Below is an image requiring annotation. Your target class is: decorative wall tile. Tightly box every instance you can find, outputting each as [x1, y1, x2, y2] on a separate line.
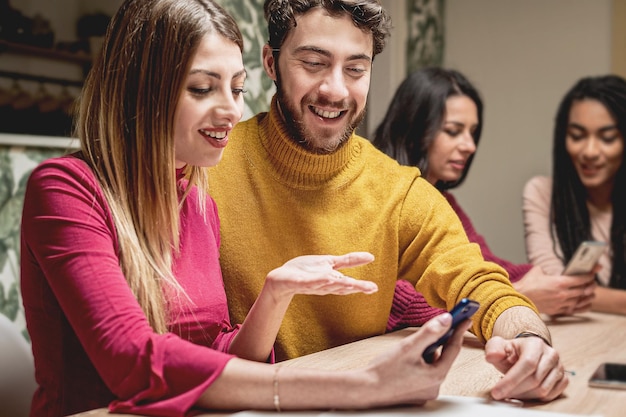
[0, 145, 65, 339]
[218, 0, 275, 119]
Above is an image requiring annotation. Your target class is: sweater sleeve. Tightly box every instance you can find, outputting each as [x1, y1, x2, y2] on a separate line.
[396, 178, 537, 342]
[21, 157, 235, 416]
[522, 176, 566, 275]
[444, 192, 532, 283]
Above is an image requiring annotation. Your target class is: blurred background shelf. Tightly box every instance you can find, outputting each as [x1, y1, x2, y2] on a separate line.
[0, 39, 92, 65]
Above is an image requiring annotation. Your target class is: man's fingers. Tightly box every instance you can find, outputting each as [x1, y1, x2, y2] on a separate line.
[490, 337, 566, 401]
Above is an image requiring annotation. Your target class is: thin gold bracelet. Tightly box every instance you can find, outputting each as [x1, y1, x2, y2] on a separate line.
[273, 366, 281, 412]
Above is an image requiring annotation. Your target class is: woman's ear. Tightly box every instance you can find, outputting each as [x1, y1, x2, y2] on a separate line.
[262, 44, 277, 81]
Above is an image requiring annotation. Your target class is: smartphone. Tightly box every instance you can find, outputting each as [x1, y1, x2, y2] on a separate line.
[422, 298, 479, 364]
[589, 363, 626, 389]
[563, 240, 607, 275]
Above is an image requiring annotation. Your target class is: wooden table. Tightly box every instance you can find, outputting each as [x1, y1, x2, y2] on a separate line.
[281, 312, 626, 416]
[69, 312, 626, 417]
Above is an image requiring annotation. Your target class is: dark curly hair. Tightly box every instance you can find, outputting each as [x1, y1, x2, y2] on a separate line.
[264, 0, 391, 59]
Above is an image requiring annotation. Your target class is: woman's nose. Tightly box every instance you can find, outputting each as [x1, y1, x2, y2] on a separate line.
[582, 137, 601, 158]
[215, 93, 243, 125]
[459, 132, 477, 154]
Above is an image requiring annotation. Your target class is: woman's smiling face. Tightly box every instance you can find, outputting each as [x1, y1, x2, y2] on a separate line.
[174, 33, 246, 169]
[566, 99, 624, 195]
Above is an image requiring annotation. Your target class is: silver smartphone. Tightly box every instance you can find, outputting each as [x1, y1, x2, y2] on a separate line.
[589, 363, 626, 389]
[562, 240, 607, 275]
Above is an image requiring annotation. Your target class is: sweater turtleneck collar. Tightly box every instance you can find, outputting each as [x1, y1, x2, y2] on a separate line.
[257, 96, 362, 188]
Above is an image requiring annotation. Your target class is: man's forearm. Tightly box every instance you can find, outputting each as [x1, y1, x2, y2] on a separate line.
[492, 306, 551, 345]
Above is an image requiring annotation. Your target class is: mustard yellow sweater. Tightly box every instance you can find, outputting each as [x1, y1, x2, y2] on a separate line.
[208, 98, 535, 361]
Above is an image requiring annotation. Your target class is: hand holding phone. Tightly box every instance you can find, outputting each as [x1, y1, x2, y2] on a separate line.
[563, 240, 607, 275]
[422, 298, 479, 364]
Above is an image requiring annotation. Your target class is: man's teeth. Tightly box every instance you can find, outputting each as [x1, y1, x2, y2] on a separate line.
[200, 129, 227, 140]
[313, 108, 341, 119]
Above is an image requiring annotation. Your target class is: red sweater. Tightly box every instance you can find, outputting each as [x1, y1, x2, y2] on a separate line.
[387, 192, 532, 331]
[21, 155, 238, 417]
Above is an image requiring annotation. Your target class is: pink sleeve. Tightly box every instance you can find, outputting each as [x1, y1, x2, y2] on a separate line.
[444, 192, 532, 283]
[522, 176, 566, 275]
[21, 158, 235, 416]
[386, 280, 446, 332]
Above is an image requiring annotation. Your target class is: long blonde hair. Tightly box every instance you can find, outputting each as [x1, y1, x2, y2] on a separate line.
[75, 0, 243, 333]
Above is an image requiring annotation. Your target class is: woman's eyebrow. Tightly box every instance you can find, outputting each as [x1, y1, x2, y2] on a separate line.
[190, 69, 221, 79]
[568, 122, 617, 132]
[188, 68, 247, 80]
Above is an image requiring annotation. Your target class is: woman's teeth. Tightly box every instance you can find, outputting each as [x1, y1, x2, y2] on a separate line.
[200, 129, 226, 140]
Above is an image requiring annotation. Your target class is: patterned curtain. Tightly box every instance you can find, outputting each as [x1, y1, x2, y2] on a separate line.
[406, 0, 445, 73]
[0, 146, 64, 339]
[217, 0, 275, 119]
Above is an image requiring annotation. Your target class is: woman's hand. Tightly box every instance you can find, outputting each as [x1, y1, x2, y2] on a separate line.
[513, 265, 596, 316]
[231, 252, 377, 362]
[361, 313, 472, 408]
[203, 314, 472, 410]
[263, 252, 378, 302]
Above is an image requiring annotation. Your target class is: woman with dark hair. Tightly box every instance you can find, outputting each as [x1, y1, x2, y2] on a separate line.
[524, 74, 626, 315]
[375, 67, 596, 321]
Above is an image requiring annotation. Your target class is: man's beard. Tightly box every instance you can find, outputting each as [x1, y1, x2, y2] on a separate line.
[274, 70, 366, 155]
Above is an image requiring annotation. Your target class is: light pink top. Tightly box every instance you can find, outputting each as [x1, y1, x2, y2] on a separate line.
[522, 175, 612, 286]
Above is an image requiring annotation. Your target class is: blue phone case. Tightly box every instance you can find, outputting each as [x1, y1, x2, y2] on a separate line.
[422, 298, 479, 363]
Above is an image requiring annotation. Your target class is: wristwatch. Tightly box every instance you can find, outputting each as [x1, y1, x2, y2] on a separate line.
[514, 331, 552, 347]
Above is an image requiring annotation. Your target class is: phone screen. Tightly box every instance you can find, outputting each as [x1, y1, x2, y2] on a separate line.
[589, 363, 626, 389]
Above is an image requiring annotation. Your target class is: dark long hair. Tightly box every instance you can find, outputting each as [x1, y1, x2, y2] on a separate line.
[373, 67, 483, 190]
[551, 75, 626, 288]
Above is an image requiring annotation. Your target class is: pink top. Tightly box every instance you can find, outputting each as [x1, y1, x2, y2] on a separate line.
[20, 155, 239, 417]
[523, 175, 612, 285]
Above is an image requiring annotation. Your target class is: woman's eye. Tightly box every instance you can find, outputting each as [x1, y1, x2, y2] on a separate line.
[232, 88, 247, 96]
[188, 87, 212, 96]
[600, 135, 620, 143]
[445, 129, 461, 137]
[567, 131, 585, 141]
